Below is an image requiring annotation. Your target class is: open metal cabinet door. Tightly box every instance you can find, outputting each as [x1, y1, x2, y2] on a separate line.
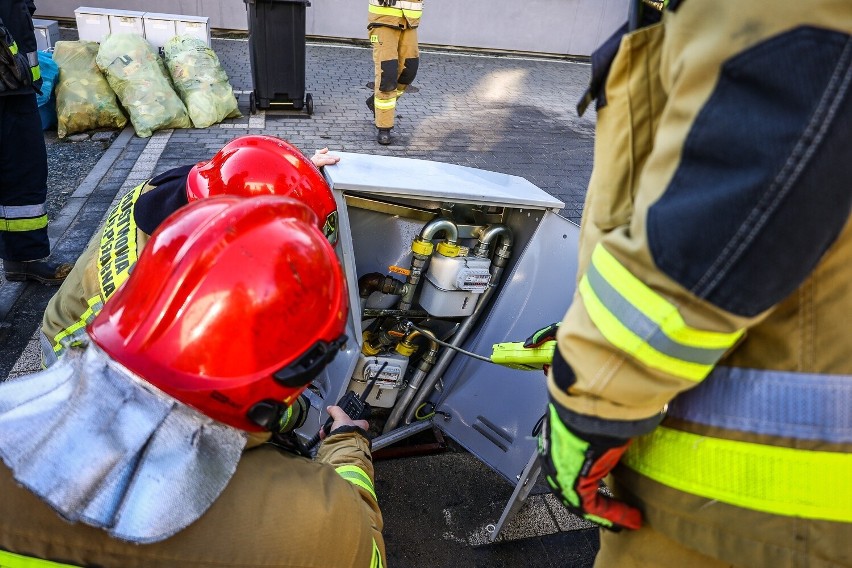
[429, 210, 579, 482]
[298, 152, 578, 538]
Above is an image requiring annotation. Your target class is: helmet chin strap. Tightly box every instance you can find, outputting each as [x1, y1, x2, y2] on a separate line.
[0, 343, 247, 544]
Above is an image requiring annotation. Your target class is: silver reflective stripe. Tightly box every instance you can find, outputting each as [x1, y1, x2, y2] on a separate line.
[668, 366, 852, 443]
[368, 0, 422, 10]
[586, 262, 729, 365]
[0, 203, 47, 219]
[27, 51, 38, 67]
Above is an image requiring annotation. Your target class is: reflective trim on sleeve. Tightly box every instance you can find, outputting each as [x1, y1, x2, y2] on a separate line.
[9, 40, 18, 55]
[371, 539, 384, 568]
[335, 465, 378, 502]
[623, 425, 852, 523]
[0, 549, 82, 567]
[51, 295, 103, 356]
[579, 245, 744, 381]
[668, 366, 852, 443]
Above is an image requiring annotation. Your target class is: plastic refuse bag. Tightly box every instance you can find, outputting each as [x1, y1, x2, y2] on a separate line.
[36, 51, 58, 130]
[96, 33, 191, 138]
[53, 40, 127, 138]
[163, 35, 241, 128]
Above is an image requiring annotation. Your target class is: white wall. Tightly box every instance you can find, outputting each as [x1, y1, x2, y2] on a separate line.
[36, 0, 628, 56]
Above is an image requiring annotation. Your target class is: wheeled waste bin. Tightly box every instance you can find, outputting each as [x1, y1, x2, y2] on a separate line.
[244, 0, 314, 115]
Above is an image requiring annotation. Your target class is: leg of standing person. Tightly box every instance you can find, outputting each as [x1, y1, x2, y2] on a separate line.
[395, 26, 419, 108]
[0, 94, 71, 285]
[371, 26, 402, 145]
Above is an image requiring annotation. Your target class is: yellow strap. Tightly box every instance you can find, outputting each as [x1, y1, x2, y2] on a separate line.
[0, 215, 47, 232]
[623, 426, 852, 523]
[335, 465, 378, 502]
[0, 550, 81, 568]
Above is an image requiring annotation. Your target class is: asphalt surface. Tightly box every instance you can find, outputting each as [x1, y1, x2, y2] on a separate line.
[0, 26, 600, 568]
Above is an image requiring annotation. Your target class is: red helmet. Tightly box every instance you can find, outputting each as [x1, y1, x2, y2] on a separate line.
[88, 195, 349, 432]
[186, 135, 338, 246]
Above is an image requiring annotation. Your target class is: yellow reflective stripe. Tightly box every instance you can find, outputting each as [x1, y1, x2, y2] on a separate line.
[579, 277, 713, 381]
[374, 98, 396, 109]
[335, 465, 378, 502]
[9, 41, 18, 55]
[1, 215, 47, 232]
[0, 550, 81, 567]
[580, 245, 744, 382]
[97, 183, 143, 300]
[623, 426, 852, 523]
[369, 5, 404, 17]
[592, 246, 741, 350]
[371, 538, 384, 568]
[31, 64, 40, 81]
[52, 295, 101, 354]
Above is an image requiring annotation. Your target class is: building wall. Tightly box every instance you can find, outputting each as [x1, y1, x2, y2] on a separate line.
[35, 0, 627, 56]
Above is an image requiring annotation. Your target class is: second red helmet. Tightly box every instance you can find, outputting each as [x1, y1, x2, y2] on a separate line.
[186, 135, 338, 245]
[88, 195, 349, 432]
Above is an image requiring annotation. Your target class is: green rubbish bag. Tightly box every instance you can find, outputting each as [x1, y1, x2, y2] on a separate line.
[163, 35, 241, 129]
[53, 40, 127, 139]
[96, 33, 191, 138]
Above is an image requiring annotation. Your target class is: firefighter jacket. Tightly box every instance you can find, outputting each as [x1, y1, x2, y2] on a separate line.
[40, 166, 191, 365]
[368, 0, 422, 30]
[550, 1, 852, 566]
[0, 0, 40, 97]
[0, 431, 386, 568]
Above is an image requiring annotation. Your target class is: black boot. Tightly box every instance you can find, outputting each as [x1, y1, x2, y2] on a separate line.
[366, 95, 375, 117]
[377, 128, 392, 145]
[3, 259, 73, 286]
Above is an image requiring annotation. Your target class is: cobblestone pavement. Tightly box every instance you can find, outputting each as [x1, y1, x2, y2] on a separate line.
[1, 31, 600, 568]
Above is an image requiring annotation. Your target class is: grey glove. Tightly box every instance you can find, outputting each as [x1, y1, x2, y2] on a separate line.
[0, 24, 32, 92]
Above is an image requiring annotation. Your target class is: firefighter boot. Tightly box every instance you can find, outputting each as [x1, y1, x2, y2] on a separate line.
[377, 128, 391, 145]
[3, 259, 73, 286]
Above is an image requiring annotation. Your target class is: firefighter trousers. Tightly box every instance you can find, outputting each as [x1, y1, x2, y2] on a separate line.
[370, 25, 419, 129]
[0, 93, 49, 262]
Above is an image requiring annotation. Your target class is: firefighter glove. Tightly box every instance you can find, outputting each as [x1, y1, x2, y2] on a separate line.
[523, 322, 560, 348]
[538, 403, 642, 531]
[0, 24, 31, 92]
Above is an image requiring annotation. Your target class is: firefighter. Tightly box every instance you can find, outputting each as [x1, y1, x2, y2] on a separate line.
[0, 195, 386, 568]
[366, 0, 422, 145]
[531, 1, 852, 566]
[0, 1, 72, 285]
[40, 135, 340, 366]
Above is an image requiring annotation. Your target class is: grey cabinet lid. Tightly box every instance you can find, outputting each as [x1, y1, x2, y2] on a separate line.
[325, 152, 564, 210]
